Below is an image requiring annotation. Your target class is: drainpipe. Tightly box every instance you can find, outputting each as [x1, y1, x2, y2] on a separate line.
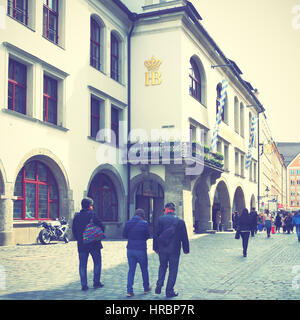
[127, 15, 137, 221]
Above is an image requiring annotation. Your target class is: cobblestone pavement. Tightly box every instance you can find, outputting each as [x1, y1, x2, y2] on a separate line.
[0, 231, 300, 300]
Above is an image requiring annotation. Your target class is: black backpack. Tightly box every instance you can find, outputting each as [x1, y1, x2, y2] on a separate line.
[159, 218, 179, 247]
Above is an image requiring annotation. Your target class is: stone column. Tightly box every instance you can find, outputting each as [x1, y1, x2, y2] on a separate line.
[165, 165, 194, 236]
[0, 195, 14, 246]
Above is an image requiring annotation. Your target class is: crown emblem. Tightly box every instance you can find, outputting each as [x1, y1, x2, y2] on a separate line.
[144, 56, 162, 72]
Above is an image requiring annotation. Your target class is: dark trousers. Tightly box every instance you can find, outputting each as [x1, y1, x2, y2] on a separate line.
[78, 248, 101, 287]
[240, 231, 250, 255]
[126, 249, 149, 294]
[157, 252, 180, 295]
[250, 226, 257, 237]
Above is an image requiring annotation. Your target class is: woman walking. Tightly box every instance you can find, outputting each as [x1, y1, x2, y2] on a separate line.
[263, 209, 273, 238]
[275, 212, 282, 233]
[237, 209, 252, 257]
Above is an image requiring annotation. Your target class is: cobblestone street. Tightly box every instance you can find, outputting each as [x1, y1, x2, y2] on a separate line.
[0, 231, 300, 300]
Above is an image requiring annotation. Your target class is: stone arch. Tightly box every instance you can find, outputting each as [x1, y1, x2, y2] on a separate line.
[130, 172, 165, 234]
[86, 164, 126, 221]
[193, 175, 211, 233]
[250, 194, 256, 210]
[212, 180, 232, 231]
[233, 185, 246, 214]
[12, 149, 73, 222]
[0, 159, 7, 195]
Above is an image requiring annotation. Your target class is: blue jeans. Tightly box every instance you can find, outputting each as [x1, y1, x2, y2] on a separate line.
[78, 248, 102, 287]
[127, 249, 150, 293]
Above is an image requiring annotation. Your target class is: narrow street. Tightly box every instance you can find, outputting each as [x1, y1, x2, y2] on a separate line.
[0, 231, 299, 300]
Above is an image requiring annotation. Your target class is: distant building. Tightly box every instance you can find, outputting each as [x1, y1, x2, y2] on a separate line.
[277, 143, 300, 211]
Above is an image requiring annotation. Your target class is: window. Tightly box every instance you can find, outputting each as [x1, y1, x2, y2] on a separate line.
[235, 151, 239, 175]
[240, 103, 244, 137]
[91, 97, 101, 138]
[13, 161, 59, 220]
[88, 173, 118, 222]
[189, 58, 201, 102]
[240, 154, 245, 177]
[254, 162, 257, 183]
[234, 97, 239, 133]
[224, 144, 229, 171]
[291, 169, 295, 175]
[43, 0, 59, 44]
[7, 0, 28, 25]
[111, 33, 120, 81]
[291, 180, 295, 186]
[90, 17, 102, 71]
[111, 106, 119, 147]
[297, 180, 300, 185]
[291, 201, 295, 207]
[8, 58, 27, 115]
[43, 75, 57, 125]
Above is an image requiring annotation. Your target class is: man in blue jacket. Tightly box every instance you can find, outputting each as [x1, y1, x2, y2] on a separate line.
[153, 202, 189, 298]
[292, 211, 300, 242]
[123, 208, 151, 297]
[72, 197, 105, 291]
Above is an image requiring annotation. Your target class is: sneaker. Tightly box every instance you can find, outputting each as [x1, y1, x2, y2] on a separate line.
[81, 285, 89, 291]
[93, 282, 104, 289]
[155, 286, 162, 294]
[166, 291, 179, 298]
[126, 292, 134, 298]
[144, 286, 152, 294]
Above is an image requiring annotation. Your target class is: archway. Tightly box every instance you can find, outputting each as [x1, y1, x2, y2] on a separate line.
[212, 181, 231, 231]
[193, 176, 211, 233]
[13, 153, 71, 222]
[250, 194, 256, 210]
[131, 174, 165, 236]
[233, 186, 246, 215]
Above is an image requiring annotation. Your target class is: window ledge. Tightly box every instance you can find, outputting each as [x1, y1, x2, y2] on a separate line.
[2, 108, 69, 132]
[87, 136, 106, 143]
[42, 36, 65, 50]
[7, 14, 35, 32]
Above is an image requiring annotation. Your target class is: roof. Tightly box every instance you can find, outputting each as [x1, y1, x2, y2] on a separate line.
[277, 143, 300, 166]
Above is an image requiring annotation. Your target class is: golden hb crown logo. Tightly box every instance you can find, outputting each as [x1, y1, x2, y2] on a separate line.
[144, 56, 162, 86]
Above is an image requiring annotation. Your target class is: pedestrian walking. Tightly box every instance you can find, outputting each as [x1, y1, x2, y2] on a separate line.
[292, 211, 300, 242]
[216, 210, 222, 232]
[275, 212, 282, 233]
[285, 214, 293, 234]
[72, 197, 105, 291]
[258, 212, 264, 232]
[263, 209, 273, 238]
[237, 208, 252, 257]
[232, 211, 239, 231]
[153, 202, 189, 298]
[249, 207, 258, 237]
[122, 208, 151, 297]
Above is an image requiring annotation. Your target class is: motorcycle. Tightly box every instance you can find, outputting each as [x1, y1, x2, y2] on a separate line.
[38, 217, 69, 245]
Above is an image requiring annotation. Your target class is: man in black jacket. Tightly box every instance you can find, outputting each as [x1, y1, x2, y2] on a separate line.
[72, 197, 105, 291]
[153, 202, 189, 298]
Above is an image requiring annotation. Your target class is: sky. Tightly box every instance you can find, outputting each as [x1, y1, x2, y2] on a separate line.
[190, 0, 300, 143]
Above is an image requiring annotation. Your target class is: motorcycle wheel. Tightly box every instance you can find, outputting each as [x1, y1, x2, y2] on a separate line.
[39, 229, 51, 245]
[64, 235, 69, 243]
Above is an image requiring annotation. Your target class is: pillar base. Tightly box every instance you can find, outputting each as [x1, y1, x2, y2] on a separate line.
[0, 231, 14, 246]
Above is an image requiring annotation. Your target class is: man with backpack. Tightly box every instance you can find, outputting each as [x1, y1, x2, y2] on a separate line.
[153, 202, 189, 298]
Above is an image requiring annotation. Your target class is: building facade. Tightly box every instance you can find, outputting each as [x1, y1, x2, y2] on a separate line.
[287, 154, 300, 210]
[0, 0, 265, 245]
[258, 114, 287, 213]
